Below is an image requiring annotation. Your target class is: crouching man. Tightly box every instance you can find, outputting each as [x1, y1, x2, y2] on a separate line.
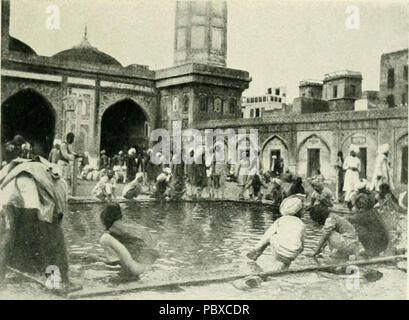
[246, 195, 306, 270]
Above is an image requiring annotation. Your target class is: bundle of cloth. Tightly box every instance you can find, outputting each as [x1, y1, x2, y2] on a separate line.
[0, 156, 79, 292]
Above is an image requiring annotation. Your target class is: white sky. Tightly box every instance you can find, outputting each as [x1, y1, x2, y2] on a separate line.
[9, 0, 409, 101]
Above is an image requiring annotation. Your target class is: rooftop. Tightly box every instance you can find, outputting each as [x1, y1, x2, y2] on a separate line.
[324, 70, 362, 82]
[299, 79, 323, 87]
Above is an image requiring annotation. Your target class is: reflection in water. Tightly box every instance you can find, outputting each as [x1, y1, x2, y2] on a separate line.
[63, 202, 328, 285]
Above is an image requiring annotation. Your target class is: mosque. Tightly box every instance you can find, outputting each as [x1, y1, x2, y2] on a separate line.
[1, 0, 407, 190]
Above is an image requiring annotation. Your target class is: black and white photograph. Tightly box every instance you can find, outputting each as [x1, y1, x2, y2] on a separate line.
[0, 0, 407, 303]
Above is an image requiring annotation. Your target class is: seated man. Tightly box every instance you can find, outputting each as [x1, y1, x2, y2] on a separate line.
[309, 206, 360, 259]
[310, 180, 334, 208]
[348, 190, 389, 257]
[246, 195, 306, 270]
[92, 170, 116, 201]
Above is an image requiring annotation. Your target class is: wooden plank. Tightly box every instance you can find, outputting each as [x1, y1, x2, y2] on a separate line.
[67, 254, 406, 299]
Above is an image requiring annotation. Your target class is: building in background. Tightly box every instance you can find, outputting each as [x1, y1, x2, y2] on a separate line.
[354, 90, 380, 111]
[322, 70, 363, 111]
[379, 49, 408, 109]
[241, 87, 286, 118]
[1, 0, 250, 158]
[1, 0, 407, 190]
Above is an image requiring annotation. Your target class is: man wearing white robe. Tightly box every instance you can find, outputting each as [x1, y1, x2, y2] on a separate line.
[343, 144, 361, 203]
[371, 144, 394, 191]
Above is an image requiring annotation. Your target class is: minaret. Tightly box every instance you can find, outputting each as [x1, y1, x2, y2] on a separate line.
[174, 0, 227, 67]
[1, 0, 11, 57]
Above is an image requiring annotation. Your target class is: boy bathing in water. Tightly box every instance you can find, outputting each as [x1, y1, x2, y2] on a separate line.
[98, 203, 158, 279]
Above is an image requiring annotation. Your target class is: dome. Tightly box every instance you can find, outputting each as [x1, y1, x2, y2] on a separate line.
[9, 36, 37, 55]
[51, 29, 121, 67]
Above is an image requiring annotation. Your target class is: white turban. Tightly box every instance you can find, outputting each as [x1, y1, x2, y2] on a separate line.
[53, 139, 62, 146]
[128, 148, 136, 155]
[280, 196, 303, 216]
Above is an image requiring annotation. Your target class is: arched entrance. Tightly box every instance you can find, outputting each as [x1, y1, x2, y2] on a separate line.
[100, 99, 148, 156]
[1, 89, 56, 157]
[261, 135, 288, 173]
[297, 134, 331, 178]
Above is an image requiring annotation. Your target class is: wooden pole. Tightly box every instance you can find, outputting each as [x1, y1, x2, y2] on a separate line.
[68, 254, 406, 299]
[70, 94, 82, 196]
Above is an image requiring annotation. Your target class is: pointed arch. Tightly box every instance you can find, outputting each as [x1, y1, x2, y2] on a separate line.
[1, 88, 56, 157]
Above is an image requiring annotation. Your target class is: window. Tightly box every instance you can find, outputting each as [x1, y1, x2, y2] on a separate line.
[274, 97, 277, 102]
[270, 96, 274, 102]
[275, 88, 280, 95]
[247, 98, 250, 103]
[172, 96, 179, 112]
[191, 26, 206, 49]
[267, 88, 272, 94]
[263, 96, 266, 102]
[387, 94, 395, 108]
[250, 97, 254, 103]
[350, 85, 356, 97]
[404, 65, 408, 81]
[161, 96, 170, 120]
[214, 97, 223, 113]
[199, 95, 208, 112]
[403, 93, 408, 106]
[333, 85, 338, 98]
[278, 98, 282, 102]
[250, 109, 254, 118]
[211, 27, 223, 50]
[307, 149, 320, 177]
[228, 98, 236, 114]
[176, 28, 186, 50]
[255, 108, 260, 117]
[387, 68, 395, 89]
[182, 94, 189, 114]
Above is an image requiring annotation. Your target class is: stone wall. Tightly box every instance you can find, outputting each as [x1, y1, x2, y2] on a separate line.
[292, 97, 329, 114]
[193, 108, 408, 189]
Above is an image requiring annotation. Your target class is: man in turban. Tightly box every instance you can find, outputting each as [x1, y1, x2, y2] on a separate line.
[371, 144, 394, 191]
